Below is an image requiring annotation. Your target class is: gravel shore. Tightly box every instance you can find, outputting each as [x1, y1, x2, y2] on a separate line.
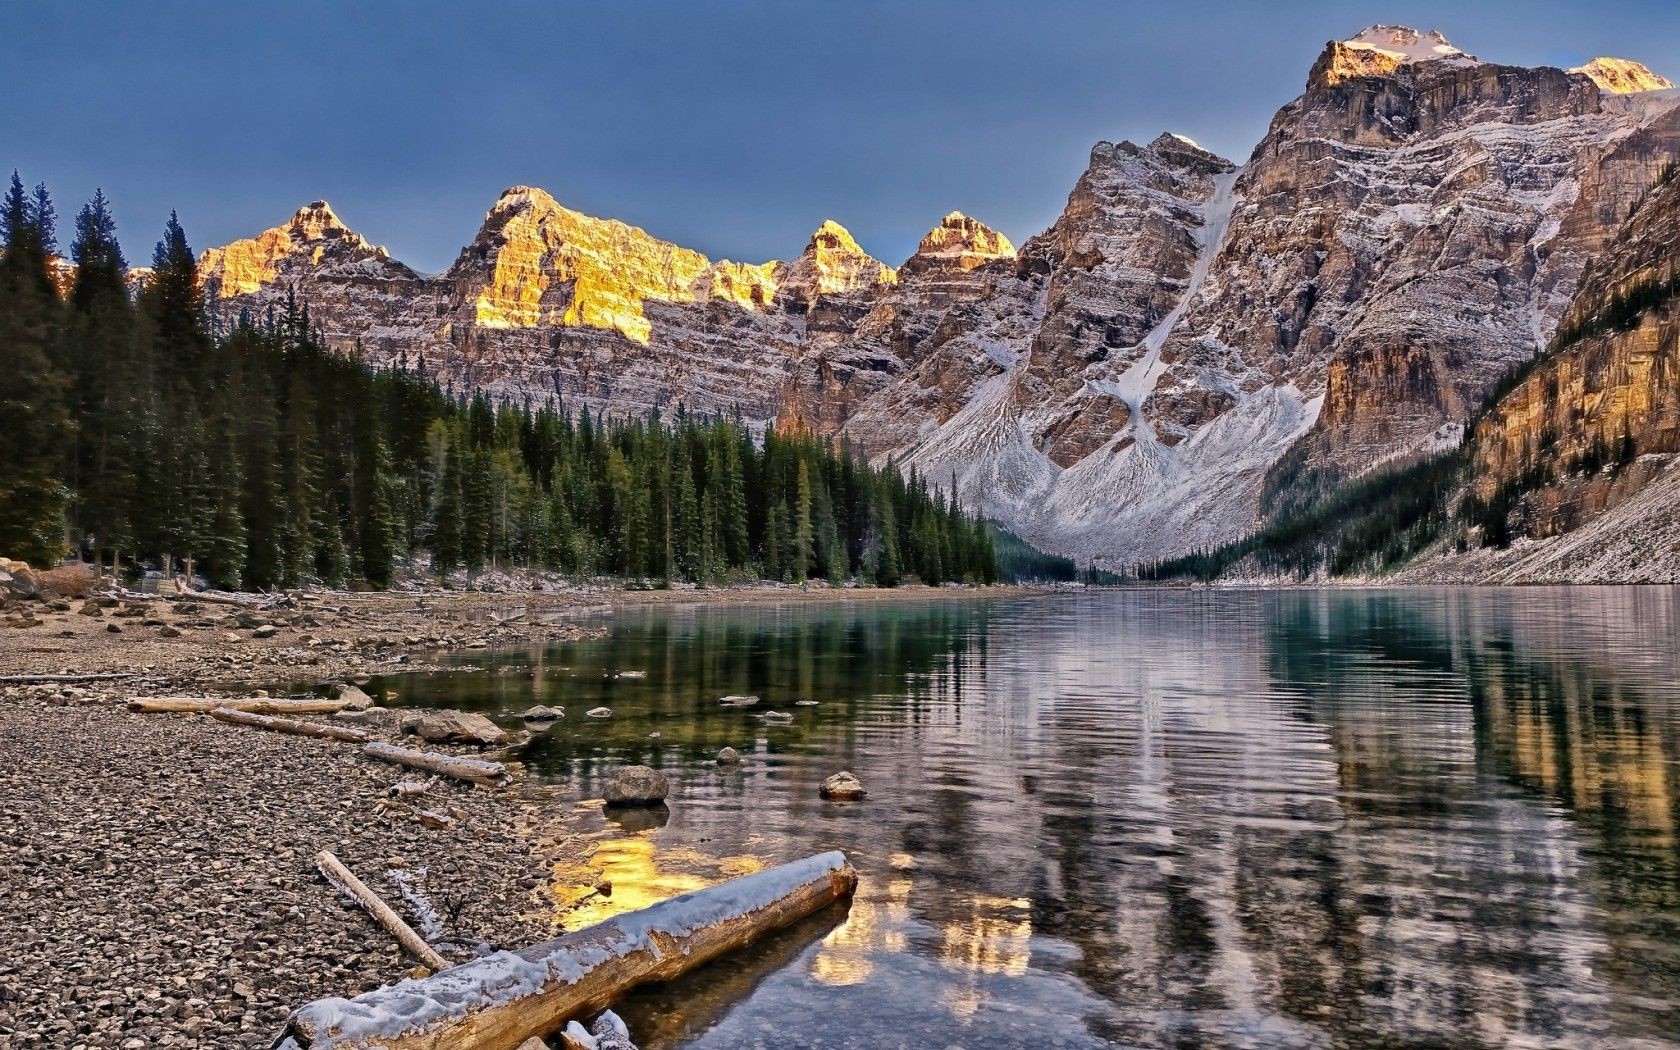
[0, 582, 1040, 1048]
[0, 686, 577, 1049]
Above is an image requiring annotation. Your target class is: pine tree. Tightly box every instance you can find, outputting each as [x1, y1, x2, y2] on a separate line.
[0, 173, 70, 563]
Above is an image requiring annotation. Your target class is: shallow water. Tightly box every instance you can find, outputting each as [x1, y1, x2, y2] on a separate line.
[372, 589, 1680, 1049]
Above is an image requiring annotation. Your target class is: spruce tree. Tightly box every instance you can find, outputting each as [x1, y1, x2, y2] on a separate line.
[0, 173, 70, 563]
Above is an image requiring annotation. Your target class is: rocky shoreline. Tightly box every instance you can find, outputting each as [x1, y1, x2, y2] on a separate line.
[0, 582, 1040, 1048]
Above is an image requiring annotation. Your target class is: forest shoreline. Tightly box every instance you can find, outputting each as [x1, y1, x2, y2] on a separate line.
[0, 581, 1047, 1047]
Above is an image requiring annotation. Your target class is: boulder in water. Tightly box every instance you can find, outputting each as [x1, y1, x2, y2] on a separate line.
[820, 771, 866, 801]
[716, 746, 743, 765]
[521, 704, 565, 722]
[601, 765, 669, 806]
[586, 706, 613, 719]
[719, 694, 759, 707]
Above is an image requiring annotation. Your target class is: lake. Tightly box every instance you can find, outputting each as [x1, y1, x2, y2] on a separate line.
[372, 588, 1680, 1049]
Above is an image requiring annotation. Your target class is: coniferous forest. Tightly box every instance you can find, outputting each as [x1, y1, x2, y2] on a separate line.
[0, 175, 998, 590]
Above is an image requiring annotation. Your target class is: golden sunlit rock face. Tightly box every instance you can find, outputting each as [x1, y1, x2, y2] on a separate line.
[448, 189, 906, 344]
[191, 23, 1680, 568]
[1467, 159, 1680, 545]
[1570, 57, 1676, 94]
[902, 212, 1015, 274]
[200, 201, 393, 299]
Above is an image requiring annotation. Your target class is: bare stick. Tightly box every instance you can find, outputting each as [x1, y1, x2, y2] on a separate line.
[316, 851, 450, 972]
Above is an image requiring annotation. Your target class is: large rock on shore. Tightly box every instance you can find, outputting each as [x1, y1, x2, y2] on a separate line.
[410, 709, 508, 747]
[334, 683, 375, 710]
[601, 765, 669, 806]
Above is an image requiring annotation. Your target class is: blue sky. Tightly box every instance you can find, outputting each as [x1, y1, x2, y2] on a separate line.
[7, 1, 1678, 271]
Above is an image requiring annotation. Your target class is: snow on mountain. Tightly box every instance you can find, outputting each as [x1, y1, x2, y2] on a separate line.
[195, 26, 1680, 568]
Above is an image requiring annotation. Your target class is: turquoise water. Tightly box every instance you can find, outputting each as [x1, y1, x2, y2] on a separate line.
[373, 589, 1680, 1049]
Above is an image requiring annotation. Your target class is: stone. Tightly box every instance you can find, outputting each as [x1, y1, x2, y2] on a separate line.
[252, 624, 278, 639]
[410, 710, 509, 747]
[600, 765, 668, 806]
[585, 707, 612, 719]
[820, 771, 866, 801]
[715, 747, 743, 765]
[718, 694, 759, 707]
[335, 707, 401, 727]
[334, 683, 375, 710]
[520, 705, 565, 722]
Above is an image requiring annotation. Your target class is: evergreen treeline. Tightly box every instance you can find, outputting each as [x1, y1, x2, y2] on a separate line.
[0, 174, 997, 590]
[1136, 451, 1465, 582]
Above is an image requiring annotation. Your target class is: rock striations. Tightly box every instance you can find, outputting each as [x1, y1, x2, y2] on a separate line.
[197, 26, 1680, 567]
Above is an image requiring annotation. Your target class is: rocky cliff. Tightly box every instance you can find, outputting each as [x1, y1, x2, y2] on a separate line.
[1408, 161, 1680, 582]
[197, 25, 1680, 566]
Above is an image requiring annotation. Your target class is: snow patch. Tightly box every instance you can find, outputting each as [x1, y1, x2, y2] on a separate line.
[1342, 25, 1478, 66]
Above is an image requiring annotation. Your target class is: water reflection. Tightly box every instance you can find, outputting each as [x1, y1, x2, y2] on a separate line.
[373, 590, 1680, 1048]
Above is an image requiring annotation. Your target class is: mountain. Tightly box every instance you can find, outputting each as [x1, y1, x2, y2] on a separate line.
[196, 26, 1680, 567]
[1404, 160, 1680, 582]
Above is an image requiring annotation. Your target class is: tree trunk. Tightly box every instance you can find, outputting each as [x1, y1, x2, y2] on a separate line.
[280, 851, 857, 1050]
[127, 696, 349, 715]
[208, 706, 370, 743]
[361, 741, 510, 787]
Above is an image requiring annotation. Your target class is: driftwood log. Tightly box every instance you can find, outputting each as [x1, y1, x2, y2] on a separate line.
[208, 707, 371, 743]
[362, 741, 510, 787]
[317, 851, 450, 972]
[279, 851, 858, 1049]
[0, 672, 137, 685]
[128, 696, 349, 715]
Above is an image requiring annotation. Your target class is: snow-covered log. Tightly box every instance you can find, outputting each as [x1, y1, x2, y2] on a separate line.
[208, 707, 371, 743]
[128, 696, 349, 715]
[362, 741, 510, 787]
[317, 851, 450, 972]
[280, 850, 858, 1049]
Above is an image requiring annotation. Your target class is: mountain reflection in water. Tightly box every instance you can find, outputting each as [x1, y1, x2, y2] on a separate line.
[373, 589, 1680, 1049]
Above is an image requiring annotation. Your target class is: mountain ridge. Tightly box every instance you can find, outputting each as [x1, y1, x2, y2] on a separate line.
[193, 25, 1680, 568]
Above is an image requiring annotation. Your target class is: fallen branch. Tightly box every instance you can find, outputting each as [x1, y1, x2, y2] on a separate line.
[386, 776, 440, 798]
[316, 851, 450, 972]
[362, 741, 510, 787]
[208, 707, 370, 743]
[128, 696, 348, 715]
[281, 851, 857, 1049]
[0, 672, 137, 685]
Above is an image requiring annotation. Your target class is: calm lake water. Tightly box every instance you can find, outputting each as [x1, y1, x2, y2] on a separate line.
[372, 589, 1680, 1049]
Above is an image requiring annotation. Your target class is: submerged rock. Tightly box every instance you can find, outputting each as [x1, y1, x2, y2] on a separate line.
[716, 746, 743, 765]
[601, 765, 669, 806]
[820, 771, 866, 801]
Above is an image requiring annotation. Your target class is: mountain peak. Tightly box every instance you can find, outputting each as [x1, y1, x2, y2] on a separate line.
[1569, 57, 1675, 94]
[906, 212, 1015, 272]
[1313, 25, 1479, 87]
[1343, 26, 1473, 64]
[810, 218, 864, 253]
[774, 219, 895, 304]
[285, 200, 355, 241]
